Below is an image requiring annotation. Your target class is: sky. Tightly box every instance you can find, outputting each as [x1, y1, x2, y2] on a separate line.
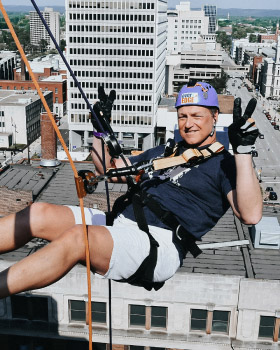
[1, 0, 280, 9]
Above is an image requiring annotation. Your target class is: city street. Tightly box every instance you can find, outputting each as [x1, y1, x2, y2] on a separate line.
[227, 75, 280, 202]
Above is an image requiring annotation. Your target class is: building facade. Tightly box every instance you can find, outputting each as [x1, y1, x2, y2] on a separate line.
[260, 35, 280, 99]
[166, 44, 223, 95]
[167, 1, 209, 54]
[29, 7, 60, 50]
[203, 4, 217, 34]
[0, 90, 53, 147]
[66, 0, 167, 153]
[0, 51, 16, 80]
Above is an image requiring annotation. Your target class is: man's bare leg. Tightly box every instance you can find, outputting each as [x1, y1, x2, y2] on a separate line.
[0, 203, 76, 253]
[0, 224, 113, 298]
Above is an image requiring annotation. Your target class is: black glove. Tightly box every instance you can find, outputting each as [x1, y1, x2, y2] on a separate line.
[91, 86, 116, 132]
[228, 97, 259, 154]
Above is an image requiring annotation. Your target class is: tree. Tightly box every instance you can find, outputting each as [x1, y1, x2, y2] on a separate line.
[216, 31, 232, 53]
[249, 33, 257, 43]
[208, 69, 229, 94]
[39, 39, 48, 53]
[60, 39, 66, 52]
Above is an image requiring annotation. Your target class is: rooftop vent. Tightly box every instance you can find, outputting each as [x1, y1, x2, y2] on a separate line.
[251, 217, 280, 249]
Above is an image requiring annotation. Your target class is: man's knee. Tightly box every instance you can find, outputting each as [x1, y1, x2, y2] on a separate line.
[29, 202, 61, 236]
[60, 224, 87, 261]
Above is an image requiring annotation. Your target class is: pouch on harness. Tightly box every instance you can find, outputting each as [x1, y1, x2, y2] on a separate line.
[106, 141, 224, 291]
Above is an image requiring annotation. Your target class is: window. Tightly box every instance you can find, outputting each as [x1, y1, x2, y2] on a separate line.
[151, 306, 167, 328]
[69, 300, 107, 325]
[129, 305, 167, 330]
[11, 295, 48, 321]
[259, 316, 280, 341]
[191, 309, 230, 334]
[130, 305, 145, 326]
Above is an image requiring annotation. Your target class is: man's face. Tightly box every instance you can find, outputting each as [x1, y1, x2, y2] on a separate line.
[177, 105, 218, 147]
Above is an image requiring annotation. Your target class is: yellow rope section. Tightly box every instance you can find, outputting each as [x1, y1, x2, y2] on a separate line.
[0, 2, 93, 349]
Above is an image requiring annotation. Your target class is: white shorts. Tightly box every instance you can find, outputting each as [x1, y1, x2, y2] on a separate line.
[68, 206, 181, 283]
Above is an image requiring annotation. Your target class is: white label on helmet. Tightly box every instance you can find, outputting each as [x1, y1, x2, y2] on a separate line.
[181, 92, 199, 104]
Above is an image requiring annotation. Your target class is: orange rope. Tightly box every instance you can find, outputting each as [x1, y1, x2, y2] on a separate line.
[0, 2, 93, 348]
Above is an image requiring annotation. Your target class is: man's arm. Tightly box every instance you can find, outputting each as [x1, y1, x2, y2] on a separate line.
[227, 154, 262, 225]
[91, 137, 131, 177]
[227, 97, 263, 225]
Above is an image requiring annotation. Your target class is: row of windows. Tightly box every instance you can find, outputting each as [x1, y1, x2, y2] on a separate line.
[71, 103, 152, 113]
[71, 114, 152, 126]
[69, 1, 155, 10]
[73, 70, 153, 80]
[69, 13, 155, 22]
[70, 48, 154, 57]
[70, 81, 153, 92]
[69, 25, 155, 34]
[69, 36, 154, 45]
[175, 19, 202, 23]
[9, 295, 280, 341]
[69, 59, 153, 69]
[70, 93, 152, 102]
[69, 36, 153, 49]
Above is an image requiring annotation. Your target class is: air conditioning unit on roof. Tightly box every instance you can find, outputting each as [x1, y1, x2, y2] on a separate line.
[251, 217, 280, 249]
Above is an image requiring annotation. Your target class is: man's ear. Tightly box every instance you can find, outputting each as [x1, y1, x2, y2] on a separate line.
[213, 110, 219, 124]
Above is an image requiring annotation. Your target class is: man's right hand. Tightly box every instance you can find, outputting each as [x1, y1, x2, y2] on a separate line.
[91, 86, 116, 132]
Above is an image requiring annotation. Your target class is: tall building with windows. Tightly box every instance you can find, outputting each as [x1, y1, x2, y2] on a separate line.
[29, 7, 60, 50]
[66, 0, 167, 152]
[166, 1, 214, 54]
[203, 4, 217, 34]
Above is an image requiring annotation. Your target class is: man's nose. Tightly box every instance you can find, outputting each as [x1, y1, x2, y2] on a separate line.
[184, 116, 193, 128]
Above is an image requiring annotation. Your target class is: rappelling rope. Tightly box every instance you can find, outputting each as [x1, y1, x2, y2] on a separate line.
[0, 2, 93, 349]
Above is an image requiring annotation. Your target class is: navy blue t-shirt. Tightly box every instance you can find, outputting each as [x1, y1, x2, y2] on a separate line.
[119, 143, 236, 240]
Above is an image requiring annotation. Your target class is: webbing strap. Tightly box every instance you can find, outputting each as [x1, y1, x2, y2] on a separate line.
[153, 141, 224, 170]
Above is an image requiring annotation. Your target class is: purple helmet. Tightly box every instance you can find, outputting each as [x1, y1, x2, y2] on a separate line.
[175, 82, 219, 110]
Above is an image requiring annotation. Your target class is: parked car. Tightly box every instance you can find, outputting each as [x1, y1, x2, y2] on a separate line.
[259, 133, 264, 139]
[271, 121, 276, 126]
[267, 115, 272, 120]
[252, 150, 258, 157]
[269, 191, 278, 200]
[266, 187, 274, 192]
[274, 125, 279, 130]
[262, 109, 267, 114]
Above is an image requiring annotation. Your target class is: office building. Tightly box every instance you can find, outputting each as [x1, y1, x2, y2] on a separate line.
[203, 4, 217, 34]
[0, 90, 53, 147]
[66, 0, 167, 152]
[29, 7, 60, 50]
[167, 1, 211, 54]
[0, 51, 16, 80]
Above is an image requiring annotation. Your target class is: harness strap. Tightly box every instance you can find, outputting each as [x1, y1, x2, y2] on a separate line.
[139, 192, 202, 258]
[153, 141, 224, 170]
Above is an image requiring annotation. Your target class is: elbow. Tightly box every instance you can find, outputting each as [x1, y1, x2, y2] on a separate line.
[239, 211, 263, 226]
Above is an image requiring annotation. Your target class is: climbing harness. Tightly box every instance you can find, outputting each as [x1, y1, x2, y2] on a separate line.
[97, 141, 225, 291]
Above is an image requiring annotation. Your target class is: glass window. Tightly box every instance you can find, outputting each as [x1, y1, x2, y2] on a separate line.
[70, 300, 86, 322]
[151, 306, 167, 328]
[11, 295, 48, 321]
[212, 311, 230, 333]
[259, 316, 275, 338]
[191, 309, 207, 331]
[130, 305, 145, 326]
[130, 347, 144, 350]
[92, 302, 106, 323]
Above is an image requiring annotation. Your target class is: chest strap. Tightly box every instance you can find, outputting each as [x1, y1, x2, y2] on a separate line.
[153, 141, 224, 171]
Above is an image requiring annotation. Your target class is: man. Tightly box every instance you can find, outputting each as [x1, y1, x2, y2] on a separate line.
[0, 83, 262, 298]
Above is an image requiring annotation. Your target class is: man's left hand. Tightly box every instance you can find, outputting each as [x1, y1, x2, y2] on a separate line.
[228, 97, 259, 154]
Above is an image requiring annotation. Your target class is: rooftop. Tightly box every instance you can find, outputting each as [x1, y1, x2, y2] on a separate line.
[0, 90, 51, 106]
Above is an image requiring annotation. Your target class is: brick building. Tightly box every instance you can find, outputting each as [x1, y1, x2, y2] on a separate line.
[258, 22, 280, 43]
